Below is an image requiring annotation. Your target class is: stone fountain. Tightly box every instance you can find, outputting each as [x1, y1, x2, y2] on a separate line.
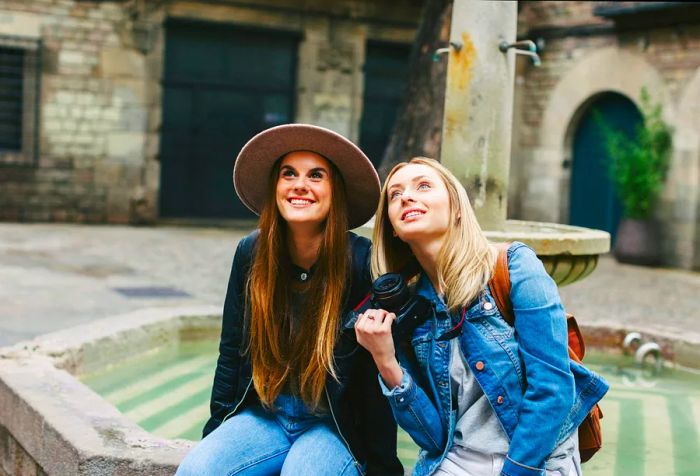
[439, 0, 609, 285]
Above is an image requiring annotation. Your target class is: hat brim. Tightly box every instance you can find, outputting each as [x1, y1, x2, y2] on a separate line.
[233, 124, 380, 229]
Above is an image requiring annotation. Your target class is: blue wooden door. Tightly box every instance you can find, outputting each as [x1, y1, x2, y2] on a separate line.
[570, 93, 642, 243]
[159, 20, 299, 219]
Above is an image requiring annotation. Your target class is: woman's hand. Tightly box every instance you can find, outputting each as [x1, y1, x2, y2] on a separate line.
[355, 309, 404, 388]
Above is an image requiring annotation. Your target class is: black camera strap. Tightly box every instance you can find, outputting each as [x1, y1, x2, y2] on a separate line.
[436, 306, 467, 341]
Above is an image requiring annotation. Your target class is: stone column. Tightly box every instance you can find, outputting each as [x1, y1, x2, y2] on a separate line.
[295, 19, 365, 142]
[440, 0, 517, 231]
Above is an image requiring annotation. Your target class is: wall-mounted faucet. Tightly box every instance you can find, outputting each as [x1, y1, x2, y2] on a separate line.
[498, 39, 541, 66]
[433, 41, 464, 62]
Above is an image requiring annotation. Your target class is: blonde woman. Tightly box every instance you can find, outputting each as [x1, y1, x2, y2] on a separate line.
[355, 158, 608, 476]
[177, 125, 402, 476]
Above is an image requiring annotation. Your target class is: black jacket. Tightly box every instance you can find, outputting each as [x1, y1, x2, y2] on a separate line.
[203, 230, 403, 476]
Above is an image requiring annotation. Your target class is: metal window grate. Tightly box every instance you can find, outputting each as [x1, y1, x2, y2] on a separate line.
[0, 35, 41, 166]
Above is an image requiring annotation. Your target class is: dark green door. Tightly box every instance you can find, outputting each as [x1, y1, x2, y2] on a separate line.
[359, 41, 411, 168]
[159, 20, 299, 219]
[570, 92, 642, 243]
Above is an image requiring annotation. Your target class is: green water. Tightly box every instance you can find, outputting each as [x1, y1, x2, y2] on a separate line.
[81, 343, 700, 475]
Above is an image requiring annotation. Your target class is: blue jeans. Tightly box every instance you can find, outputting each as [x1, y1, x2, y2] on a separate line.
[176, 395, 361, 476]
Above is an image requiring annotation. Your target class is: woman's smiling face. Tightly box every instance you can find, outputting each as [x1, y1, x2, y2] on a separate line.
[385, 163, 451, 243]
[275, 151, 333, 230]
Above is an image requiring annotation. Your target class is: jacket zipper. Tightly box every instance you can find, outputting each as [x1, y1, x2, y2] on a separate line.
[325, 387, 365, 476]
[222, 377, 253, 423]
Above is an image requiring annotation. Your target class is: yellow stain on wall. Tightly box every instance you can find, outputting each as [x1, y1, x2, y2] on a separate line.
[449, 32, 476, 90]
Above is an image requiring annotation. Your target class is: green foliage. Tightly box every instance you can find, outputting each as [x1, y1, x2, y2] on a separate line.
[594, 88, 673, 219]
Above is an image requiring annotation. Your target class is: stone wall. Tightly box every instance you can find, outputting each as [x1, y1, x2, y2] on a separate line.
[512, 1, 700, 269]
[0, 424, 45, 476]
[0, 1, 152, 223]
[0, 0, 420, 224]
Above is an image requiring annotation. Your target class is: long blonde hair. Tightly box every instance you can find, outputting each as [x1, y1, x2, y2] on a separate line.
[248, 157, 348, 410]
[372, 157, 496, 311]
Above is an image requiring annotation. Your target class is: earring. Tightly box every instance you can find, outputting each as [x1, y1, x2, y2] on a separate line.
[392, 229, 398, 237]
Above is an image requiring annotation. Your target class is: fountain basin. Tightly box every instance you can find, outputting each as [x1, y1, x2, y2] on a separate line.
[358, 219, 611, 286]
[486, 220, 611, 286]
[2, 306, 699, 475]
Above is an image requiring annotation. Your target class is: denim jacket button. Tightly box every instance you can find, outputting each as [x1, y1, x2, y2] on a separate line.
[399, 397, 404, 403]
[483, 302, 493, 311]
[475, 361, 485, 371]
[497, 395, 504, 404]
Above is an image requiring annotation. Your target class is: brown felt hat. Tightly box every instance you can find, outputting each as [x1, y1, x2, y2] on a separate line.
[233, 124, 380, 229]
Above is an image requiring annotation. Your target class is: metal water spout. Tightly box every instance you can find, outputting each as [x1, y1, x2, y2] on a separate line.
[622, 332, 642, 353]
[635, 341, 663, 372]
[498, 40, 541, 66]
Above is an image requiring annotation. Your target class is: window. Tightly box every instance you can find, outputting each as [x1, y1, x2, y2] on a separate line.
[0, 35, 41, 166]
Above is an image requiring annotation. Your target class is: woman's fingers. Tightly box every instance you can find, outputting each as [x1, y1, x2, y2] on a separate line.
[356, 309, 390, 331]
[381, 312, 396, 329]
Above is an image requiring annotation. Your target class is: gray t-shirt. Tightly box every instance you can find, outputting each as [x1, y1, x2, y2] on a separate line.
[449, 341, 577, 473]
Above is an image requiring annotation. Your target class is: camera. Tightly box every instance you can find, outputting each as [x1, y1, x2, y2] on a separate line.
[370, 273, 433, 337]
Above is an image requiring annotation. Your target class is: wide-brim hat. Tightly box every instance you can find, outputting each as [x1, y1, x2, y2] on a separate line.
[233, 124, 380, 229]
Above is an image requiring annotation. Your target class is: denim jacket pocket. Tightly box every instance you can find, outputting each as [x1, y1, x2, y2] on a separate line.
[467, 309, 514, 342]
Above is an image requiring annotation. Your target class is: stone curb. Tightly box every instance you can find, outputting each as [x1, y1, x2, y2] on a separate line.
[0, 305, 221, 476]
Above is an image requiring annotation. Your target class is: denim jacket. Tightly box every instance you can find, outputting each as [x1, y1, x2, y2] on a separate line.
[203, 230, 403, 476]
[380, 242, 609, 476]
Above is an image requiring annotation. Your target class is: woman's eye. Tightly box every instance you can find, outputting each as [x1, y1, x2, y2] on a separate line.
[417, 182, 430, 190]
[389, 190, 401, 200]
[281, 169, 295, 178]
[310, 171, 324, 180]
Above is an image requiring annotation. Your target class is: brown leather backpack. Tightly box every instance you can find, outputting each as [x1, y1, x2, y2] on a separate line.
[487, 244, 603, 463]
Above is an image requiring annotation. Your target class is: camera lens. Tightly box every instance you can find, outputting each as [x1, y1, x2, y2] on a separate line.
[372, 273, 410, 312]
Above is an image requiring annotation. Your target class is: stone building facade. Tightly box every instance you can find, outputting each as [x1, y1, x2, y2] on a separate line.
[511, 1, 700, 269]
[0, 0, 420, 224]
[2, 0, 699, 270]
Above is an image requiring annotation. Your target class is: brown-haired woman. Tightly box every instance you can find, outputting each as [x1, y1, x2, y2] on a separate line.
[176, 124, 403, 476]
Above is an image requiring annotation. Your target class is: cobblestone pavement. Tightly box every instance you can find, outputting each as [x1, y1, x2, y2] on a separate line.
[1, 223, 698, 347]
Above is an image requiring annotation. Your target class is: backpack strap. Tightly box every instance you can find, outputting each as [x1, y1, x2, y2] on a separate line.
[487, 241, 587, 361]
[488, 243, 514, 326]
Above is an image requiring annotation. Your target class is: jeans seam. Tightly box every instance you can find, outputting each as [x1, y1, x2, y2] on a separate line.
[227, 446, 288, 476]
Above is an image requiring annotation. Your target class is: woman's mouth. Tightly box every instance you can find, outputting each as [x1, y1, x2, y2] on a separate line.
[401, 209, 426, 221]
[288, 198, 315, 207]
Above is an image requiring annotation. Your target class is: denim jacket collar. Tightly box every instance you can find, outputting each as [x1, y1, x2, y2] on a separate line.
[415, 273, 449, 315]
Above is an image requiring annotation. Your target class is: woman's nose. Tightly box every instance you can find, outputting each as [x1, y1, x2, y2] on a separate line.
[292, 177, 308, 191]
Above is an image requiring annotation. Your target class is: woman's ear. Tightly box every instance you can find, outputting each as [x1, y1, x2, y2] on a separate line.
[392, 229, 398, 237]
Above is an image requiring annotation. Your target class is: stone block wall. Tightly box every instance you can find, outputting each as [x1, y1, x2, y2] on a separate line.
[0, 0, 420, 225]
[512, 1, 700, 269]
[0, 424, 45, 476]
[0, 1, 157, 224]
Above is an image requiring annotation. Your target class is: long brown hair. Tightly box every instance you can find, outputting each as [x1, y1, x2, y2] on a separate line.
[247, 156, 349, 409]
[372, 157, 496, 311]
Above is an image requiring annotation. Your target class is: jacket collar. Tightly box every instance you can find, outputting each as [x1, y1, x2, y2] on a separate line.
[415, 272, 449, 314]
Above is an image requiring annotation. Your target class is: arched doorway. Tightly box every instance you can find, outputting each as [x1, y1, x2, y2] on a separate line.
[569, 92, 643, 243]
